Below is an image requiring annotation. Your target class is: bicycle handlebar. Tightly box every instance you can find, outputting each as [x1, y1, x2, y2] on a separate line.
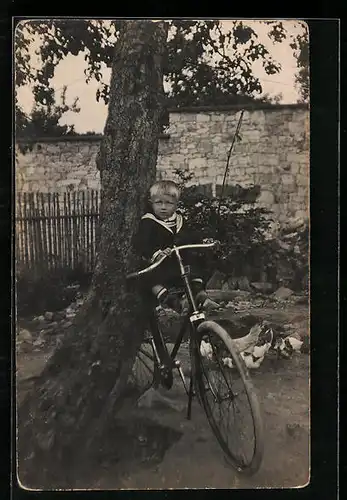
[126, 241, 218, 279]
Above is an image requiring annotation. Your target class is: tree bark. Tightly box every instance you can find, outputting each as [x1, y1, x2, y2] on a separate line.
[17, 20, 168, 489]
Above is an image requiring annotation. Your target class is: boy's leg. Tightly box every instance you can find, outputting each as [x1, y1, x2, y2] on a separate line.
[149, 257, 181, 306]
[191, 278, 208, 307]
[190, 271, 220, 312]
[151, 284, 169, 303]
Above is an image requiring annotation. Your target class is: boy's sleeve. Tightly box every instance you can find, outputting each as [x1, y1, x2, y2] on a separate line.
[180, 225, 203, 245]
[132, 219, 156, 261]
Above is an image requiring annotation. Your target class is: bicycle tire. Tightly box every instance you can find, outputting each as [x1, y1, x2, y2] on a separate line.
[191, 320, 264, 475]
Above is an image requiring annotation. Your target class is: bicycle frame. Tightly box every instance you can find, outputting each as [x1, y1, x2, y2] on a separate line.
[150, 246, 208, 418]
[129, 242, 265, 471]
[148, 245, 206, 359]
[128, 242, 217, 417]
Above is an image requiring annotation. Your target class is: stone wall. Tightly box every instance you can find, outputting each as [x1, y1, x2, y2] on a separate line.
[16, 104, 309, 224]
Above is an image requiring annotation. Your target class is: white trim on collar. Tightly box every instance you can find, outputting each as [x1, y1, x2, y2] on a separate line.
[141, 212, 183, 234]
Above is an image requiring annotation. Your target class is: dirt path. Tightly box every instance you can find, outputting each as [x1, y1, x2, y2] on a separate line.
[80, 350, 309, 490]
[16, 302, 310, 490]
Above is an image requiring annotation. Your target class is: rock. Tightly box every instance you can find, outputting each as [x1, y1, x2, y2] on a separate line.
[278, 240, 291, 251]
[33, 337, 45, 347]
[233, 290, 252, 299]
[53, 311, 65, 321]
[250, 282, 274, 294]
[206, 271, 226, 290]
[44, 311, 54, 321]
[65, 310, 76, 319]
[286, 331, 302, 341]
[37, 315, 45, 322]
[40, 321, 59, 333]
[227, 276, 239, 290]
[18, 329, 32, 342]
[62, 320, 73, 329]
[207, 289, 251, 302]
[202, 298, 220, 312]
[233, 300, 253, 311]
[40, 322, 55, 330]
[39, 327, 54, 335]
[272, 287, 294, 300]
[283, 216, 307, 233]
[293, 294, 309, 305]
[237, 276, 252, 292]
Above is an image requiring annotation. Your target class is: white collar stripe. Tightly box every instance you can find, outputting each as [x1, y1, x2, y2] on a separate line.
[141, 212, 183, 234]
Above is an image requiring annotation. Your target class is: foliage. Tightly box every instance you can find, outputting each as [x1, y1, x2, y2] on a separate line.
[264, 20, 309, 103]
[175, 168, 308, 289]
[15, 19, 308, 112]
[16, 266, 92, 317]
[174, 169, 274, 280]
[289, 27, 309, 103]
[268, 221, 309, 290]
[16, 86, 80, 139]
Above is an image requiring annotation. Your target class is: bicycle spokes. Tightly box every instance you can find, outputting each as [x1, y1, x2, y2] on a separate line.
[193, 325, 264, 473]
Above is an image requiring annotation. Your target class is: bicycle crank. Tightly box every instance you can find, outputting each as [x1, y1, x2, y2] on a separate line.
[158, 364, 174, 390]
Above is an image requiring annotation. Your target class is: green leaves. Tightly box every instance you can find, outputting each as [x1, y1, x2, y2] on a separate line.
[233, 23, 255, 45]
[15, 20, 308, 118]
[290, 28, 309, 102]
[16, 85, 80, 139]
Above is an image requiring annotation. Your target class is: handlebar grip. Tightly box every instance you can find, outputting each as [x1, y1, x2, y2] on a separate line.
[126, 253, 168, 279]
[126, 241, 219, 279]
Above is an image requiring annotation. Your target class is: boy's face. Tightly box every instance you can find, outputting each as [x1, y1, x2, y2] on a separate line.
[151, 193, 178, 220]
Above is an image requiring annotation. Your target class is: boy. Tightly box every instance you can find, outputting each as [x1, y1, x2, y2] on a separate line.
[132, 180, 217, 312]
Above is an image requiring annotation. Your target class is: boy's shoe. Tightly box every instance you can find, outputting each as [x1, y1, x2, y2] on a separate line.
[152, 285, 169, 304]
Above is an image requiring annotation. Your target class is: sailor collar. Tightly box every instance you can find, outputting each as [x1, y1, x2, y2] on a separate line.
[141, 212, 183, 234]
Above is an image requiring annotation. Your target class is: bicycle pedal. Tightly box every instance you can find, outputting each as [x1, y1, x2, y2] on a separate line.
[159, 366, 174, 390]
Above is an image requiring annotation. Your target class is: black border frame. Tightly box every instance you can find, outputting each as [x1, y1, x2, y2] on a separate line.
[0, 13, 339, 500]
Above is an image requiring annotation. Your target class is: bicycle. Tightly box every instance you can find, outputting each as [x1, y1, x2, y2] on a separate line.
[126, 241, 264, 475]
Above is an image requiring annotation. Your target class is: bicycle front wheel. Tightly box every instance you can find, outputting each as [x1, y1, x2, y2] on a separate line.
[192, 320, 264, 475]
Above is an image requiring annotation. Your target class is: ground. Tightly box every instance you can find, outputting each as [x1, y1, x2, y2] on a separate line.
[16, 294, 309, 490]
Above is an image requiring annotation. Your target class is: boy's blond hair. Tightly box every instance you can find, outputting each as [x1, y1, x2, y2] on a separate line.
[149, 180, 181, 201]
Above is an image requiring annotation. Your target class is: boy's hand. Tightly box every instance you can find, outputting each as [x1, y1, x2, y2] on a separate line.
[202, 238, 221, 250]
[202, 238, 220, 244]
[150, 247, 172, 263]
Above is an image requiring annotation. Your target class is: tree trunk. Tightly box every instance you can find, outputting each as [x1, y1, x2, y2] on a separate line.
[17, 20, 168, 489]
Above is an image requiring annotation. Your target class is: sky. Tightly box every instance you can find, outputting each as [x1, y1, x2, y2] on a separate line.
[16, 19, 307, 134]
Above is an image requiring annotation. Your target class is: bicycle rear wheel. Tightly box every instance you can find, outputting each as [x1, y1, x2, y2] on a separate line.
[192, 320, 264, 475]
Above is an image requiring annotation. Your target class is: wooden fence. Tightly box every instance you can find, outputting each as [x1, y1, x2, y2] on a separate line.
[15, 191, 100, 274]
